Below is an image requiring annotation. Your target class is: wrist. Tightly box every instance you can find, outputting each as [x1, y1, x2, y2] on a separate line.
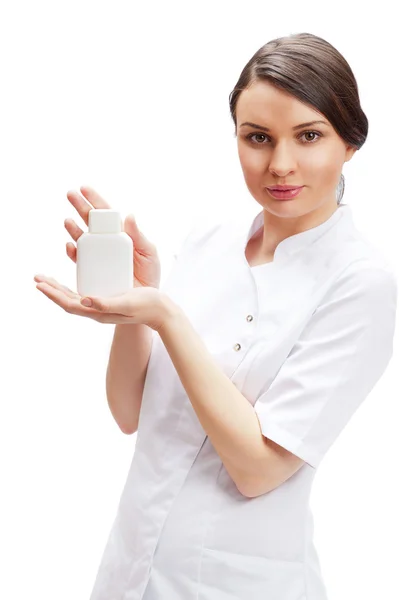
[157, 293, 184, 333]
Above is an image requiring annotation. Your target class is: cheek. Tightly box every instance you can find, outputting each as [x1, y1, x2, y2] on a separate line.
[303, 148, 341, 182]
[238, 146, 264, 173]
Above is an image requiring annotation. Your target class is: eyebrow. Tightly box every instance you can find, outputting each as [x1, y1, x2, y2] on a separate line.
[239, 120, 329, 132]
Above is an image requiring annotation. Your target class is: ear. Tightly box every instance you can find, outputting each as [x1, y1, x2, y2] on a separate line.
[345, 146, 357, 162]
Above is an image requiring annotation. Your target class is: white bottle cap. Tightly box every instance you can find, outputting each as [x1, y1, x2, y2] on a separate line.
[88, 209, 122, 233]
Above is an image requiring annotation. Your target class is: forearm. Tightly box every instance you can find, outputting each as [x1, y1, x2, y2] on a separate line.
[158, 299, 267, 496]
[106, 323, 153, 434]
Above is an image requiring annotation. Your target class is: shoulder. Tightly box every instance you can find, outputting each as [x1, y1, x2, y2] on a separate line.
[339, 258, 397, 294]
[173, 215, 228, 261]
[185, 215, 225, 246]
[316, 258, 398, 324]
[342, 209, 397, 277]
[331, 209, 398, 299]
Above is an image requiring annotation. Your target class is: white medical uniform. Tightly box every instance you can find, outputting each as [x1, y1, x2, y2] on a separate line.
[89, 203, 397, 600]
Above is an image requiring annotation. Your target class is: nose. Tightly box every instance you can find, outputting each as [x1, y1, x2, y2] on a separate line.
[269, 166, 295, 178]
[268, 143, 298, 176]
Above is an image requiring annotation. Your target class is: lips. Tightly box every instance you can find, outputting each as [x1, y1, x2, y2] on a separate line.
[267, 186, 303, 191]
[266, 186, 304, 200]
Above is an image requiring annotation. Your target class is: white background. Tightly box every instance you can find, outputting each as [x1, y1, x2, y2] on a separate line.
[1, 1, 397, 599]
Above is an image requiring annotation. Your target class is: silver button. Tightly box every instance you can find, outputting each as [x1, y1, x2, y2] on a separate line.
[246, 315, 253, 322]
[233, 343, 241, 351]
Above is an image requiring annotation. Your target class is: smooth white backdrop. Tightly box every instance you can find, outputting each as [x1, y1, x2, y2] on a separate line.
[1, 1, 397, 599]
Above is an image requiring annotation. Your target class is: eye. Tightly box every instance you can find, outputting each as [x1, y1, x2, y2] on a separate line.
[300, 130, 322, 143]
[245, 130, 323, 145]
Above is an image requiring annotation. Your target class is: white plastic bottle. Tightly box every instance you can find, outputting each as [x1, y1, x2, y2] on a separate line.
[76, 209, 133, 298]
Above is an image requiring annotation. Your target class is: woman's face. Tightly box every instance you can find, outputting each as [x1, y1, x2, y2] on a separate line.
[235, 80, 356, 217]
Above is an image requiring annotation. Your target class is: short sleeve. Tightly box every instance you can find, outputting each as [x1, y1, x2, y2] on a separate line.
[159, 222, 203, 294]
[172, 224, 197, 262]
[160, 216, 223, 293]
[172, 216, 222, 263]
[254, 263, 398, 469]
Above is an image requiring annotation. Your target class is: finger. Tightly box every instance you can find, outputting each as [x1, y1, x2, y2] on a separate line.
[81, 292, 133, 316]
[124, 214, 157, 255]
[66, 190, 93, 226]
[66, 242, 77, 263]
[79, 185, 111, 210]
[34, 276, 78, 299]
[64, 218, 84, 242]
[35, 282, 131, 324]
[36, 281, 93, 315]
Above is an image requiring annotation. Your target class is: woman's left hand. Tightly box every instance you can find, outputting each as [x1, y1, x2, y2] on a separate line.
[33, 274, 179, 331]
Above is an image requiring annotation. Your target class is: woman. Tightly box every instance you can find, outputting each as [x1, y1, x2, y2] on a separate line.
[34, 32, 397, 600]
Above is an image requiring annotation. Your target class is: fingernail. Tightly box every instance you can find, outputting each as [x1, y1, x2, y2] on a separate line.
[81, 298, 92, 307]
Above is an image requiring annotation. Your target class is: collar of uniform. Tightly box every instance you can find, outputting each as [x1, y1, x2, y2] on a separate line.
[241, 203, 355, 266]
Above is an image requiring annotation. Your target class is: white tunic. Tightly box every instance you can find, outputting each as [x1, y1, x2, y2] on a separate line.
[89, 203, 397, 600]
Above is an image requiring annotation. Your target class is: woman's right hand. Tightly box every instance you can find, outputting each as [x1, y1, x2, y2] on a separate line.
[61, 185, 161, 289]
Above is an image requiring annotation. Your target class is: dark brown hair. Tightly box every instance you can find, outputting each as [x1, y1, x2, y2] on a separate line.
[229, 32, 368, 204]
